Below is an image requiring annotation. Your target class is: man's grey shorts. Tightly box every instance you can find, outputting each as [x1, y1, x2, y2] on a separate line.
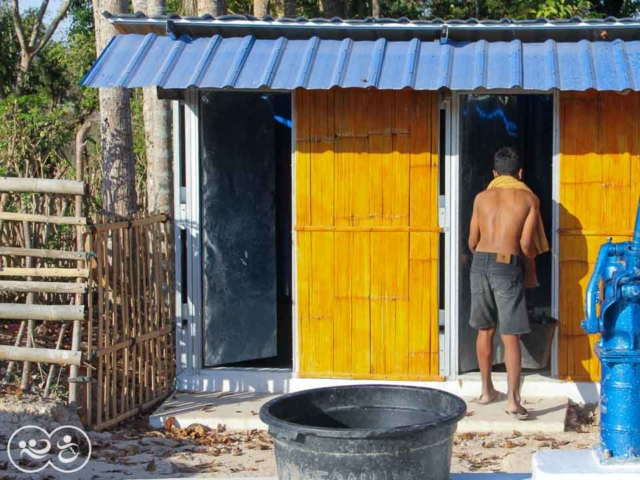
[469, 252, 531, 336]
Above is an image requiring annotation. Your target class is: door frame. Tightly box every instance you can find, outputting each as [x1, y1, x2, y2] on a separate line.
[444, 90, 561, 380]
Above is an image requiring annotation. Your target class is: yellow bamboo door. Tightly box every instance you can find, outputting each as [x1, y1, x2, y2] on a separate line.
[559, 91, 640, 381]
[295, 90, 441, 380]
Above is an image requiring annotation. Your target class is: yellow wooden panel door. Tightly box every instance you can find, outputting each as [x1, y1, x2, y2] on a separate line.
[559, 91, 640, 381]
[295, 89, 441, 380]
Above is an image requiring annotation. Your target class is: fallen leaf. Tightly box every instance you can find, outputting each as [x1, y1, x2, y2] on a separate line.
[232, 447, 243, 456]
[145, 460, 156, 472]
[217, 424, 226, 433]
[457, 432, 476, 440]
[512, 430, 522, 437]
[465, 411, 475, 417]
[503, 441, 517, 449]
[164, 417, 176, 430]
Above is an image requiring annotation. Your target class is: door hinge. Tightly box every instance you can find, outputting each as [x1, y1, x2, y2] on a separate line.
[438, 195, 448, 230]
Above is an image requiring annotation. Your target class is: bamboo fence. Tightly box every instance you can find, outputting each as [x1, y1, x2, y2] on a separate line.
[85, 213, 175, 430]
[0, 193, 175, 429]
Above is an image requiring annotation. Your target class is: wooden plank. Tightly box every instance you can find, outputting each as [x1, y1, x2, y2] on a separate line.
[334, 139, 354, 227]
[0, 212, 87, 225]
[0, 247, 85, 260]
[308, 232, 334, 374]
[333, 232, 352, 374]
[88, 214, 167, 232]
[0, 346, 82, 365]
[309, 141, 335, 226]
[392, 233, 409, 375]
[429, 233, 440, 375]
[0, 267, 89, 278]
[383, 136, 410, 227]
[370, 233, 387, 374]
[351, 232, 371, 375]
[0, 304, 85, 321]
[0, 177, 84, 195]
[297, 232, 312, 373]
[409, 233, 432, 376]
[0, 280, 86, 294]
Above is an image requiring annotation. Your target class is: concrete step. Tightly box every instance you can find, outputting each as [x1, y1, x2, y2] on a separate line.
[458, 396, 569, 433]
[149, 392, 274, 431]
[150, 391, 568, 435]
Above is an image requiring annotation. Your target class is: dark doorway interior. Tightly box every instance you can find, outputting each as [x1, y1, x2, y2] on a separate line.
[200, 93, 293, 368]
[457, 94, 553, 374]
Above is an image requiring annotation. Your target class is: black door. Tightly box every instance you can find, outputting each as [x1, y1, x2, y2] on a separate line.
[200, 94, 278, 366]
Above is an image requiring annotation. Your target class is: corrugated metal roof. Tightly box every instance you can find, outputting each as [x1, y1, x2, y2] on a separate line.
[82, 33, 640, 91]
[106, 13, 640, 42]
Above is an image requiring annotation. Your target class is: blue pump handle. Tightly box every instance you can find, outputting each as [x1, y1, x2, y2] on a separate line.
[583, 243, 612, 334]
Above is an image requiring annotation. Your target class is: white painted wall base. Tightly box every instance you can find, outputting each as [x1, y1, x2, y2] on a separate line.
[532, 450, 640, 480]
[178, 369, 600, 403]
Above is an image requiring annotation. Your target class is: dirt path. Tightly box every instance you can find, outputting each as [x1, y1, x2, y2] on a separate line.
[0, 394, 598, 479]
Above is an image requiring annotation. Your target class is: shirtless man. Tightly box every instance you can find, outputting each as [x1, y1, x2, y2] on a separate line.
[468, 147, 540, 419]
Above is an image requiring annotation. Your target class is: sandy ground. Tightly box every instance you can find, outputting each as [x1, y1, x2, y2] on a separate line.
[0, 392, 599, 479]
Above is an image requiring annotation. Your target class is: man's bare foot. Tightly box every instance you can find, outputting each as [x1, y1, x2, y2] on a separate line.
[505, 405, 529, 420]
[506, 402, 529, 419]
[476, 389, 500, 405]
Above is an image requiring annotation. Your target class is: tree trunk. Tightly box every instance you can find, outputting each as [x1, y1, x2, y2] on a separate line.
[15, 54, 33, 93]
[143, 0, 173, 214]
[132, 0, 147, 12]
[198, 0, 228, 15]
[284, 0, 296, 17]
[254, 0, 268, 18]
[321, 0, 343, 18]
[94, 0, 137, 217]
[372, 0, 380, 18]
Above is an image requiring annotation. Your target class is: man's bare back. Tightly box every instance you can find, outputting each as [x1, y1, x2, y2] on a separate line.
[469, 188, 540, 258]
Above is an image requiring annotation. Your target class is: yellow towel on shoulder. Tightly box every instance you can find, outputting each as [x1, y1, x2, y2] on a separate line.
[487, 176, 550, 256]
[487, 176, 549, 289]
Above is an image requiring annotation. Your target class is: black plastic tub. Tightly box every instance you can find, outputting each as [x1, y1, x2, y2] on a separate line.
[259, 385, 467, 480]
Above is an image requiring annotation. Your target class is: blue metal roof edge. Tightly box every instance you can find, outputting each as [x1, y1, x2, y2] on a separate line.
[81, 34, 640, 92]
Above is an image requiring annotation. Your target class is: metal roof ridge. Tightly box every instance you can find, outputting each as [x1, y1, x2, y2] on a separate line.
[102, 11, 640, 29]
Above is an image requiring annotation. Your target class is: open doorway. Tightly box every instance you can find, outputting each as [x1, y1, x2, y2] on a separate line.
[199, 93, 293, 368]
[457, 94, 553, 374]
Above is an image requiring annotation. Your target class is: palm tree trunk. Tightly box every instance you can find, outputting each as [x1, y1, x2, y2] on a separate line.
[254, 0, 269, 18]
[144, 0, 173, 214]
[94, 0, 137, 217]
[284, 0, 296, 17]
[197, 0, 227, 15]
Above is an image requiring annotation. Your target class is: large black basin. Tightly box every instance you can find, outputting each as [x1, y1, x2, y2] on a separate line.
[260, 385, 467, 480]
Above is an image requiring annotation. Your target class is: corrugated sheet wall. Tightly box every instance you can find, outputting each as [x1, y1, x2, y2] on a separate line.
[295, 90, 441, 380]
[559, 91, 640, 381]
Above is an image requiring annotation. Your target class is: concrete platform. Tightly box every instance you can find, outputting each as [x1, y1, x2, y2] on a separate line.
[150, 391, 568, 434]
[532, 450, 640, 479]
[458, 396, 569, 433]
[149, 391, 275, 430]
[178, 369, 600, 403]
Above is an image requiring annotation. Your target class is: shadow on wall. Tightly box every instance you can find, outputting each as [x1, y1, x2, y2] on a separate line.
[556, 202, 592, 381]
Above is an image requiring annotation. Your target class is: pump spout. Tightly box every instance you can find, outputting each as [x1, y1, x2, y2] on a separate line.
[634, 197, 640, 247]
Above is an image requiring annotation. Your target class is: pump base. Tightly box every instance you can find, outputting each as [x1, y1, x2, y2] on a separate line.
[532, 449, 640, 479]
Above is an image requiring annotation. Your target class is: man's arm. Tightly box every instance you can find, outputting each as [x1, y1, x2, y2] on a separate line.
[468, 195, 480, 253]
[520, 196, 540, 258]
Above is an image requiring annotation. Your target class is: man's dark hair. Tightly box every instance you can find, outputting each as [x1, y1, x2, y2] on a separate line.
[494, 147, 521, 176]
